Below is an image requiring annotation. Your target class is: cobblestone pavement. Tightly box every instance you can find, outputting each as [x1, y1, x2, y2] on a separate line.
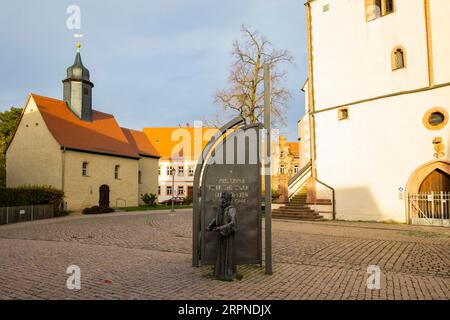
[0, 210, 449, 300]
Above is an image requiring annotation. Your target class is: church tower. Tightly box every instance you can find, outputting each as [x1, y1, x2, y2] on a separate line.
[62, 44, 94, 121]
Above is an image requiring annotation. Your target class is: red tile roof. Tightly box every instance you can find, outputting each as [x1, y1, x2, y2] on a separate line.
[121, 128, 159, 158]
[29, 94, 141, 159]
[289, 142, 300, 157]
[143, 127, 219, 160]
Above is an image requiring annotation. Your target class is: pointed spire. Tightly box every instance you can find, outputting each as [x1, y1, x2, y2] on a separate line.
[63, 39, 94, 121]
[65, 47, 91, 84]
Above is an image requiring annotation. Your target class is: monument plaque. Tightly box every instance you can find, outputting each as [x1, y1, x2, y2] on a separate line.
[193, 120, 262, 267]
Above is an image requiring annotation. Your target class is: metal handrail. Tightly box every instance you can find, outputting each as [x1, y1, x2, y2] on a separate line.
[315, 178, 336, 220]
[288, 161, 312, 186]
[288, 164, 312, 199]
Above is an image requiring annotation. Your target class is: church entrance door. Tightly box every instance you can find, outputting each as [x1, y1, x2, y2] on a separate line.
[99, 185, 110, 208]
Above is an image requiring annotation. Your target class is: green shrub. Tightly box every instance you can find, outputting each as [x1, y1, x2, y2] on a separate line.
[262, 189, 281, 199]
[82, 206, 115, 215]
[184, 195, 193, 205]
[0, 186, 64, 211]
[141, 193, 157, 206]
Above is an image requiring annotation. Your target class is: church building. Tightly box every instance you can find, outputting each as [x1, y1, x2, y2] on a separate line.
[295, 0, 449, 225]
[6, 46, 160, 210]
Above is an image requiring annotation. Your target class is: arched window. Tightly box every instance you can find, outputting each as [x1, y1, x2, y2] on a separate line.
[392, 47, 406, 70]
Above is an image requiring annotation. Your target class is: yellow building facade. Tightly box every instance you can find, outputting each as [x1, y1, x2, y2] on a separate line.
[271, 136, 301, 202]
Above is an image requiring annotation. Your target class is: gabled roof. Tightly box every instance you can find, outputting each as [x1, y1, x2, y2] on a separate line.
[288, 142, 300, 157]
[143, 126, 219, 160]
[27, 94, 140, 159]
[121, 127, 160, 158]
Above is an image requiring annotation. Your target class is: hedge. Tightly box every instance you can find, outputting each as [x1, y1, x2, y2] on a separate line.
[0, 186, 64, 208]
[82, 206, 114, 215]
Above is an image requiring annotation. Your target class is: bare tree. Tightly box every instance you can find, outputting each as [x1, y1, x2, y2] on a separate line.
[214, 25, 293, 126]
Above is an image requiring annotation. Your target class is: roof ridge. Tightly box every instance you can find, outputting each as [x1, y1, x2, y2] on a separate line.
[143, 126, 218, 130]
[92, 110, 113, 116]
[121, 127, 142, 133]
[30, 93, 63, 102]
[30, 93, 112, 116]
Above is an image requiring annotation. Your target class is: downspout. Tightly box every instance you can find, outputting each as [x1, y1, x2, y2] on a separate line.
[60, 147, 66, 212]
[305, 2, 318, 195]
[423, 0, 434, 87]
[61, 147, 66, 193]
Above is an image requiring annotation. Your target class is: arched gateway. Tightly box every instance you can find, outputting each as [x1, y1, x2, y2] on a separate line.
[406, 160, 450, 226]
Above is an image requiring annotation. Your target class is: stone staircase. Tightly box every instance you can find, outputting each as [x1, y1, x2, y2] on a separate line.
[273, 188, 324, 221]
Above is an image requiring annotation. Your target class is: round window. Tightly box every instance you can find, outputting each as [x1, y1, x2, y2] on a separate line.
[423, 108, 448, 130]
[428, 112, 445, 126]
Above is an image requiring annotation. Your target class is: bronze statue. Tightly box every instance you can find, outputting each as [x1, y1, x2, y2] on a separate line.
[207, 192, 237, 280]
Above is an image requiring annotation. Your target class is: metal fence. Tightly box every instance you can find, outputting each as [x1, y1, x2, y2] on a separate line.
[408, 192, 450, 227]
[0, 204, 54, 226]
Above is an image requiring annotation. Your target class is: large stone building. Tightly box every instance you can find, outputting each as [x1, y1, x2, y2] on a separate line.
[143, 125, 217, 202]
[6, 47, 160, 210]
[296, 0, 450, 224]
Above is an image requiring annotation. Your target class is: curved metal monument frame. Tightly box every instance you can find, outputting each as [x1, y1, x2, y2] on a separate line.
[192, 117, 263, 267]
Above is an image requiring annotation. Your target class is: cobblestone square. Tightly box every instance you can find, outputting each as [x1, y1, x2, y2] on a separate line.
[0, 210, 448, 300]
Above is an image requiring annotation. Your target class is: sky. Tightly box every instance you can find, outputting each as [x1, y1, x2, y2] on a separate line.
[0, 0, 308, 141]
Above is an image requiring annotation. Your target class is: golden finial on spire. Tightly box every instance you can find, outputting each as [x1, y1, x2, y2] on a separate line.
[74, 33, 83, 52]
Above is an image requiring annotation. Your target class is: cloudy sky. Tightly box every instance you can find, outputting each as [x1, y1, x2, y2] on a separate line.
[0, 0, 307, 141]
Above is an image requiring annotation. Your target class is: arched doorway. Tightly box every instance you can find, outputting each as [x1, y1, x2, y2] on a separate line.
[419, 169, 450, 193]
[406, 160, 450, 226]
[99, 185, 110, 208]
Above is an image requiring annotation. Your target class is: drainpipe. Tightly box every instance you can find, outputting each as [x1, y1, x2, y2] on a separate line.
[305, 2, 336, 220]
[305, 1, 319, 204]
[61, 147, 66, 193]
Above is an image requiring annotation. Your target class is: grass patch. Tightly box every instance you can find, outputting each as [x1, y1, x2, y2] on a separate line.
[382, 219, 404, 225]
[121, 204, 193, 212]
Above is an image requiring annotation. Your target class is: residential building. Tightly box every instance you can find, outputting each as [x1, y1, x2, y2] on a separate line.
[272, 136, 301, 202]
[143, 126, 218, 202]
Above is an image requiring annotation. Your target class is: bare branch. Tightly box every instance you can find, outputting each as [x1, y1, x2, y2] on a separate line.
[211, 25, 293, 126]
